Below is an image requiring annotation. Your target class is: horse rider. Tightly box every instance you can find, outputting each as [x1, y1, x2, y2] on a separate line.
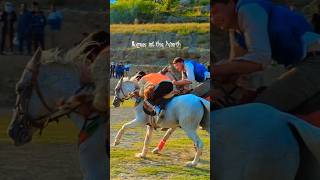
[171, 57, 210, 98]
[212, 0, 320, 113]
[130, 71, 176, 125]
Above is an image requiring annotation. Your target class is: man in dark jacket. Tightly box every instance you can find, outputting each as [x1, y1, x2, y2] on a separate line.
[0, 2, 17, 54]
[17, 3, 32, 55]
[31, 2, 46, 51]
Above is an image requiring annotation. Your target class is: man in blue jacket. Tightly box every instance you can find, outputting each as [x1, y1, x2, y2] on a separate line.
[172, 57, 210, 97]
[47, 3, 63, 48]
[31, 2, 46, 51]
[17, 3, 32, 55]
[212, 0, 320, 113]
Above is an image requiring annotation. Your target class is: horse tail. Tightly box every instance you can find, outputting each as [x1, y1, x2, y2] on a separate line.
[199, 98, 210, 133]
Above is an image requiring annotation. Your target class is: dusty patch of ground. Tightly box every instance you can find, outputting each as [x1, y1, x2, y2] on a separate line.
[0, 110, 82, 180]
[110, 107, 210, 180]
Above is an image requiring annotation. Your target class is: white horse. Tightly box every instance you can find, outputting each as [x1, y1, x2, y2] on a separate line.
[112, 77, 210, 167]
[7, 48, 107, 180]
[213, 103, 320, 180]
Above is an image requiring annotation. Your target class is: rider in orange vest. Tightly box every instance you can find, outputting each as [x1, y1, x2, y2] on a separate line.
[135, 72, 174, 123]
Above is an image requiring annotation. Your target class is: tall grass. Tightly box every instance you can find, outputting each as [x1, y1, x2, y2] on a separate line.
[111, 23, 210, 35]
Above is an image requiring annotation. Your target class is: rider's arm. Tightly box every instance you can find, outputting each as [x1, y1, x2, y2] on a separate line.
[173, 62, 194, 86]
[173, 79, 192, 86]
[214, 4, 272, 76]
[229, 31, 247, 59]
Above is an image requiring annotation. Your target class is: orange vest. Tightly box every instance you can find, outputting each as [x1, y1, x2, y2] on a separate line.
[142, 73, 171, 86]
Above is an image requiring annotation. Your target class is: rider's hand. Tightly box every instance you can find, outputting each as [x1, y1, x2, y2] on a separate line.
[172, 80, 177, 85]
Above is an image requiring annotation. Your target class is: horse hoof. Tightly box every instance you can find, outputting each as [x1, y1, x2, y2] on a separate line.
[152, 148, 160, 154]
[185, 161, 197, 167]
[113, 141, 120, 146]
[135, 153, 146, 158]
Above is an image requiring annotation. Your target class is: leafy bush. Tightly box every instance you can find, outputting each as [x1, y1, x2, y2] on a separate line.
[199, 0, 210, 6]
[111, 0, 158, 24]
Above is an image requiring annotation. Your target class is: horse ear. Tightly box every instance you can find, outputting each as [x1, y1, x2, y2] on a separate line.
[26, 47, 42, 70]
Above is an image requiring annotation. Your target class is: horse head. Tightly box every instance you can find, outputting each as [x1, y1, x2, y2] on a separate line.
[8, 48, 81, 146]
[112, 77, 138, 108]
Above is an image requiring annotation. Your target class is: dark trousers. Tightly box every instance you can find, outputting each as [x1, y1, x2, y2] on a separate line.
[18, 34, 31, 54]
[32, 33, 45, 51]
[110, 69, 115, 78]
[149, 81, 174, 109]
[1, 31, 14, 52]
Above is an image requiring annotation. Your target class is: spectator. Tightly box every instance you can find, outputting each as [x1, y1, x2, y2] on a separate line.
[124, 61, 131, 77]
[0, 2, 17, 55]
[115, 63, 120, 78]
[31, 2, 46, 51]
[47, 3, 62, 48]
[115, 63, 124, 79]
[119, 62, 125, 77]
[312, 4, 320, 34]
[110, 62, 115, 78]
[17, 3, 32, 55]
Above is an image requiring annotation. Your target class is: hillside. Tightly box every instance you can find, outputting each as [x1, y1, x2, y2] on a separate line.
[111, 24, 210, 66]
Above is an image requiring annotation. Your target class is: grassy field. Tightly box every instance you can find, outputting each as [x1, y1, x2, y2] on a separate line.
[0, 115, 78, 144]
[0, 112, 82, 179]
[111, 23, 210, 35]
[110, 98, 210, 179]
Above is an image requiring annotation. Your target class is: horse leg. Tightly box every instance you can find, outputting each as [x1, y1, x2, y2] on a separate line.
[136, 125, 153, 158]
[152, 127, 176, 154]
[184, 130, 203, 167]
[113, 118, 142, 146]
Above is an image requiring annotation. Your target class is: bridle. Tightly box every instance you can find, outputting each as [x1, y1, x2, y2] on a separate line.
[14, 49, 91, 133]
[114, 77, 138, 103]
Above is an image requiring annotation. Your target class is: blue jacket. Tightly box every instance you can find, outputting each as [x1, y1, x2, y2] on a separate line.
[187, 60, 208, 82]
[31, 11, 46, 34]
[47, 11, 63, 31]
[17, 10, 32, 37]
[235, 0, 313, 66]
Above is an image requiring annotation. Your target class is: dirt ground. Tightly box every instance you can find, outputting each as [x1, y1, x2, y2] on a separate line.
[0, 109, 82, 180]
[110, 107, 210, 180]
[0, 143, 82, 180]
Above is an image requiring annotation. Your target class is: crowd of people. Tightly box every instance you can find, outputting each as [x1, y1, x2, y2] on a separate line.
[110, 61, 131, 78]
[0, 1, 63, 55]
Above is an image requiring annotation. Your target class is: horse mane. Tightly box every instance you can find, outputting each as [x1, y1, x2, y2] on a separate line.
[123, 77, 130, 81]
[41, 49, 68, 64]
[40, 39, 100, 66]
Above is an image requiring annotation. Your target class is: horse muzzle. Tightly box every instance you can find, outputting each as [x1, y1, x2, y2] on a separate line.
[8, 112, 33, 146]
